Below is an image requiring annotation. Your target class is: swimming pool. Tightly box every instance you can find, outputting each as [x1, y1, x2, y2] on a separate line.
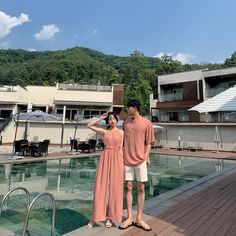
[0, 154, 235, 235]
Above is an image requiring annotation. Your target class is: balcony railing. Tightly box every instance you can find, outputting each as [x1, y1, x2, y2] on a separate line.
[58, 83, 112, 92]
[0, 86, 17, 92]
[159, 92, 184, 102]
[206, 87, 229, 98]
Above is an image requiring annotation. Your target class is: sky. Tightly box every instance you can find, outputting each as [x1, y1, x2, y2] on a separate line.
[0, 0, 236, 64]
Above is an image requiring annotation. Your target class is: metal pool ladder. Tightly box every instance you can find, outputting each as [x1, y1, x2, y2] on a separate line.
[22, 192, 56, 236]
[1, 187, 56, 236]
[0, 187, 30, 215]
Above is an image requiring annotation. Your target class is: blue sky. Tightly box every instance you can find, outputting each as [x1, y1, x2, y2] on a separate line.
[0, 0, 236, 64]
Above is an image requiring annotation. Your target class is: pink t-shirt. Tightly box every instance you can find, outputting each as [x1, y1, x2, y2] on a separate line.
[123, 115, 155, 166]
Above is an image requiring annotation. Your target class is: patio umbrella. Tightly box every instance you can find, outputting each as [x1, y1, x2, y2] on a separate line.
[11, 110, 61, 158]
[18, 110, 61, 140]
[18, 110, 61, 122]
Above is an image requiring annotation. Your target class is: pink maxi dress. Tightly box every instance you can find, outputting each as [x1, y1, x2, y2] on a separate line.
[92, 129, 124, 223]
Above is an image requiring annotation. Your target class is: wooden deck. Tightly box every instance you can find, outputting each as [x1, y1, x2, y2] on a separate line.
[122, 171, 236, 236]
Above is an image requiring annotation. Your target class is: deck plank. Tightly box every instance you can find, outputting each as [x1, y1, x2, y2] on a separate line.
[122, 172, 236, 236]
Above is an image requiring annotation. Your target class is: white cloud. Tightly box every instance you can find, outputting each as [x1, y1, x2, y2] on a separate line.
[92, 29, 98, 34]
[173, 53, 195, 64]
[34, 24, 60, 41]
[0, 41, 10, 49]
[154, 52, 195, 64]
[154, 52, 172, 58]
[0, 11, 30, 38]
[26, 48, 37, 52]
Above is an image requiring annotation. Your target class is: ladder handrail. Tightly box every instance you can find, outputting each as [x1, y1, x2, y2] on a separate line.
[0, 187, 30, 215]
[22, 192, 56, 236]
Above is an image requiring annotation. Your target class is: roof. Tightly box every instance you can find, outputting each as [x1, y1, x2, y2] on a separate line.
[188, 86, 236, 113]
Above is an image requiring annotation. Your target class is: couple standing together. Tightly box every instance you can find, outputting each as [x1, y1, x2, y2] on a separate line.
[87, 99, 155, 231]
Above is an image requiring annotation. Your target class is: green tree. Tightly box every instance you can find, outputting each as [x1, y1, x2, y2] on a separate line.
[224, 52, 236, 67]
[123, 51, 147, 84]
[125, 78, 152, 115]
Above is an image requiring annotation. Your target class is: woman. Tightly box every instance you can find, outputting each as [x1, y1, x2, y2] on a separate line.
[87, 112, 124, 228]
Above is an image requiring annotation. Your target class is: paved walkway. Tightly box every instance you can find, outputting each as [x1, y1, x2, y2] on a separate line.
[1, 145, 236, 164]
[0, 144, 96, 164]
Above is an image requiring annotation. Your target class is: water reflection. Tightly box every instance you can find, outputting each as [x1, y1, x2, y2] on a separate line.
[215, 159, 224, 171]
[0, 154, 235, 235]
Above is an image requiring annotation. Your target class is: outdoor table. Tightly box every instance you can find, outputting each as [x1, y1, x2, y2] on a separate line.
[29, 142, 40, 156]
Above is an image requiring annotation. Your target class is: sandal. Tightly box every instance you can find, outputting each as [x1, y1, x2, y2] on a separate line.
[86, 220, 95, 229]
[134, 221, 152, 231]
[105, 219, 112, 228]
[118, 219, 134, 230]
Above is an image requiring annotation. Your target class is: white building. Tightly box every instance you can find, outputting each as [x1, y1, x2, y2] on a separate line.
[0, 83, 124, 144]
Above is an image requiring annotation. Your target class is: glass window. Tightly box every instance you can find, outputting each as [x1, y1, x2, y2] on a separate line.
[91, 110, 100, 117]
[65, 110, 71, 120]
[83, 110, 107, 119]
[84, 110, 90, 119]
[71, 110, 77, 120]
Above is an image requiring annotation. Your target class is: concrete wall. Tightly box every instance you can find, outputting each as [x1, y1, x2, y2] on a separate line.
[158, 70, 203, 85]
[54, 90, 113, 104]
[27, 86, 56, 106]
[2, 121, 236, 152]
[155, 123, 236, 152]
[2, 121, 99, 144]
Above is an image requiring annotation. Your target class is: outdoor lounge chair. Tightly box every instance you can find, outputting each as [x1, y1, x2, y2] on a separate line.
[151, 140, 161, 149]
[177, 141, 188, 151]
[187, 142, 203, 152]
[97, 138, 105, 150]
[195, 142, 203, 151]
[43, 139, 50, 155]
[70, 139, 80, 151]
[14, 139, 29, 156]
[79, 139, 97, 153]
[30, 141, 49, 157]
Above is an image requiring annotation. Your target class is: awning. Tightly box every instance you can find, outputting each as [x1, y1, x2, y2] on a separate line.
[188, 86, 236, 113]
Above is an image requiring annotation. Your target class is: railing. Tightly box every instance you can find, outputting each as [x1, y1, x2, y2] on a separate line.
[206, 87, 228, 98]
[0, 86, 17, 92]
[58, 83, 112, 92]
[159, 92, 184, 102]
[0, 187, 30, 215]
[1, 188, 56, 236]
[22, 192, 56, 236]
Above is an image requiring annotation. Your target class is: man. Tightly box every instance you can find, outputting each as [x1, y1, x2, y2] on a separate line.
[119, 99, 155, 231]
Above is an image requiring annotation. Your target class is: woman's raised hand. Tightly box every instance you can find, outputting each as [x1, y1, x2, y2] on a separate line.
[100, 113, 108, 119]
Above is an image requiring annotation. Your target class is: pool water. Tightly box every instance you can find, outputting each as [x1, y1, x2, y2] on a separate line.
[0, 154, 235, 235]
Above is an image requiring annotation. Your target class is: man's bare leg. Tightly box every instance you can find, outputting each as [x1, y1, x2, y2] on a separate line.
[135, 182, 151, 231]
[126, 181, 133, 221]
[119, 181, 134, 229]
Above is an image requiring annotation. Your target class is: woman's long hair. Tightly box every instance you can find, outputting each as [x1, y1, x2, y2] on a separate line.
[105, 112, 118, 129]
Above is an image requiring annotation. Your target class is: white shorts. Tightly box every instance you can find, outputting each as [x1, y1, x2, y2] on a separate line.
[125, 161, 148, 182]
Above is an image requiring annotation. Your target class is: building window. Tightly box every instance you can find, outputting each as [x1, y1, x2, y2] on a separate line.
[169, 111, 189, 122]
[223, 111, 236, 122]
[83, 110, 107, 119]
[0, 110, 12, 119]
[32, 107, 46, 112]
[56, 109, 78, 121]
